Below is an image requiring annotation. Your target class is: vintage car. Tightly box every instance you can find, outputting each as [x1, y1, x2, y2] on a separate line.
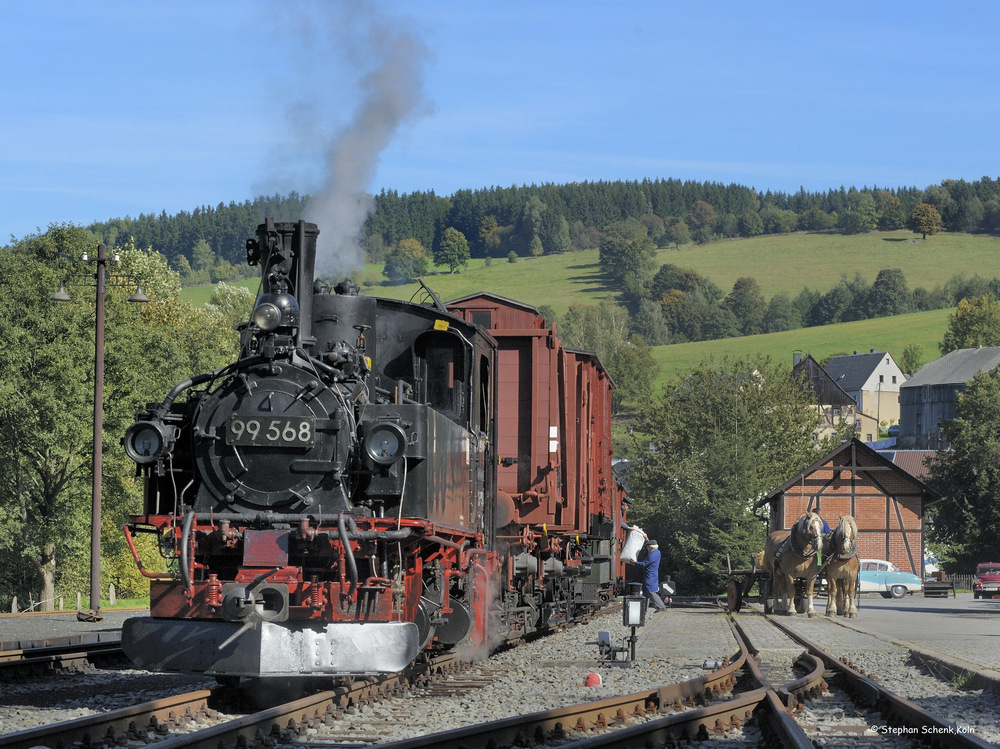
[974, 562, 1000, 599]
[858, 559, 923, 599]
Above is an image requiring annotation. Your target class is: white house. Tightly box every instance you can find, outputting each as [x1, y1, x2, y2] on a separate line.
[824, 350, 905, 442]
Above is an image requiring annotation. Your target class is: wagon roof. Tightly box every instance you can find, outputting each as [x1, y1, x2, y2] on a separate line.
[445, 291, 540, 316]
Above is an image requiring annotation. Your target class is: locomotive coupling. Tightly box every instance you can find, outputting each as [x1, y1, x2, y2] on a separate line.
[219, 566, 290, 623]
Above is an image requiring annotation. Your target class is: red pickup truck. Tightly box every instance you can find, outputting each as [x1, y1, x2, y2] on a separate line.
[974, 562, 1000, 599]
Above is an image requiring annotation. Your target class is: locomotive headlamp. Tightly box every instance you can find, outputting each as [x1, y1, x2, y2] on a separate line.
[252, 292, 300, 331]
[364, 422, 407, 465]
[123, 418, 175, 464]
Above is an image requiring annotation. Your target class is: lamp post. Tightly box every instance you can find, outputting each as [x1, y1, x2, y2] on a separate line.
[51, 243, 148, 617]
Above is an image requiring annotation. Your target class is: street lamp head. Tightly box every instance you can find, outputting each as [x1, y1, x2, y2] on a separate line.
[128, 285, 150, 303]
[50, 284, 71, 302]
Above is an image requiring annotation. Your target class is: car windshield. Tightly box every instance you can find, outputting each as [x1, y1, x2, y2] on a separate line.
[978, 565, 1000, 575]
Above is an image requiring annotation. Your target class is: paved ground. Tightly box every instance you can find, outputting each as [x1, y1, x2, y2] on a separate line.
[824, 591, 1000, 677]
[0, 608, 142, 648]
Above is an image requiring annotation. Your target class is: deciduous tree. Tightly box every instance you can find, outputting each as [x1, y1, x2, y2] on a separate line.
[435, 227, 470, 273]
[0, 228, 235, 610]
[939, 294, 1000, 354]
[762, 292, 803, 333]
[598, 220, 657, 299]
[866, 268, 914, 318]
[626, 356, 821, 594]
[722, 277, 766, 335]
[908, 203, 942, 239]
[382, 238, 429, 283]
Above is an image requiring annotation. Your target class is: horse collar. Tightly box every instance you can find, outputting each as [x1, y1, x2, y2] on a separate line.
[834, 537, 858, 561]
[783, 531, 818, 560]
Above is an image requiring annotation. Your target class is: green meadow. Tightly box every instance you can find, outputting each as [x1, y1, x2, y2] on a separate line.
[181, 230, 979, 381]
[649, 307, 951, 386]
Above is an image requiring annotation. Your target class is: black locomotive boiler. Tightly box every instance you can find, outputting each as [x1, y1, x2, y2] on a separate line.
[120, 219, 628, 680]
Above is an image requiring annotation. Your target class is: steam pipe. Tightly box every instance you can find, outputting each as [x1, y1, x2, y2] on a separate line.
[338, 513, 359, 597]
[188, 512, 412, 540]
[180, 510, 195, 591]
[423, 535, 472, 566]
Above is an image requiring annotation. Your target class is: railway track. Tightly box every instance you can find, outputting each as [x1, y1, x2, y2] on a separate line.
[0, 635, 125, 679]
[2, 606, 997, 748]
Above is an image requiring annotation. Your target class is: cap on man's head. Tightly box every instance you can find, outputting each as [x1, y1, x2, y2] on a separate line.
[622, 497, 633, 506]
[647, 539, 658, 547]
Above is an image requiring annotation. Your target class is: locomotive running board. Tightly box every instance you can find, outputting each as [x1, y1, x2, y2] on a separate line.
[121, 616, 419, 676]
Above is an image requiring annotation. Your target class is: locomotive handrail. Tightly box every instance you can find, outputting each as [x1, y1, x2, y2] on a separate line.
[181, 512, 416, 531]
[121, 523, 181, 580]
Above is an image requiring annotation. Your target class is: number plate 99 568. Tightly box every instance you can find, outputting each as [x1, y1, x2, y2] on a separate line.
[227, 416, 316, 446]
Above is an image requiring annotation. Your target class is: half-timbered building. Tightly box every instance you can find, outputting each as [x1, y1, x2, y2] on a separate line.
[754, 438, 941, 576]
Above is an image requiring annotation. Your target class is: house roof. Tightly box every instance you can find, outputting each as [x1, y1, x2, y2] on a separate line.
[792, 354, 856, 406]
[902, 345, 1000, 388]
[875, 450, 938, 482]
[754, 438, 942, 511]
[823, 351, 891, 391]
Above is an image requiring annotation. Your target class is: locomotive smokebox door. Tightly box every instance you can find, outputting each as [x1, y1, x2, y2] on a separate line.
[191, 365, 351, 513]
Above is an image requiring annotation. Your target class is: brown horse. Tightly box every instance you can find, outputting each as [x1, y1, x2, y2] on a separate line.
[763, 512, 824, 616]
[822, 515, 859, 618]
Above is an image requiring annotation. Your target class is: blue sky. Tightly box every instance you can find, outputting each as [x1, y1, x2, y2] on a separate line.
[2, 1, 998, 244]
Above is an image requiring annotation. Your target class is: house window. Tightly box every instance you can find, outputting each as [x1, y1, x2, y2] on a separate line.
[879, 374, 885, 383]
[892, 375, 897, 384]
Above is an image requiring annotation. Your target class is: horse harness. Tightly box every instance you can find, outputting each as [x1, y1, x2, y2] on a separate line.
[773, 527, 820, 569]
[818, 528, 857, 575]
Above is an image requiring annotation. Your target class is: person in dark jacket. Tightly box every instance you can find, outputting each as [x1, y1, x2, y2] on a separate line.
[636, 539, 668, 612]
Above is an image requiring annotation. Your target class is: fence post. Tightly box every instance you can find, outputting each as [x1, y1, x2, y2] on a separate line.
[10, 596, 16, 613]
[109, 583, 116, 607]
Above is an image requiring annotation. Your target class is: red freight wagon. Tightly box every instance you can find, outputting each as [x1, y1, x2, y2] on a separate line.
[447, 293, 627, 592]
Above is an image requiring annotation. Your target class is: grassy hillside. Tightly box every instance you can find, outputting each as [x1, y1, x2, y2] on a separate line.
[181, 230, 1000, 316]
[657, 230, 1000, 299]
[180, 231, 973, 385]
[650, 307, 951, 387]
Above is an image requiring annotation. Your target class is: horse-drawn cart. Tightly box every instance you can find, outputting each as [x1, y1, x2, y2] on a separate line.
[723, 559, 818, 615]
[723, 556, 771, 613]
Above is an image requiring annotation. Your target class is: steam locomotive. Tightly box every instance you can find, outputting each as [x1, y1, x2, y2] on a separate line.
[120, 219, 627, 680]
